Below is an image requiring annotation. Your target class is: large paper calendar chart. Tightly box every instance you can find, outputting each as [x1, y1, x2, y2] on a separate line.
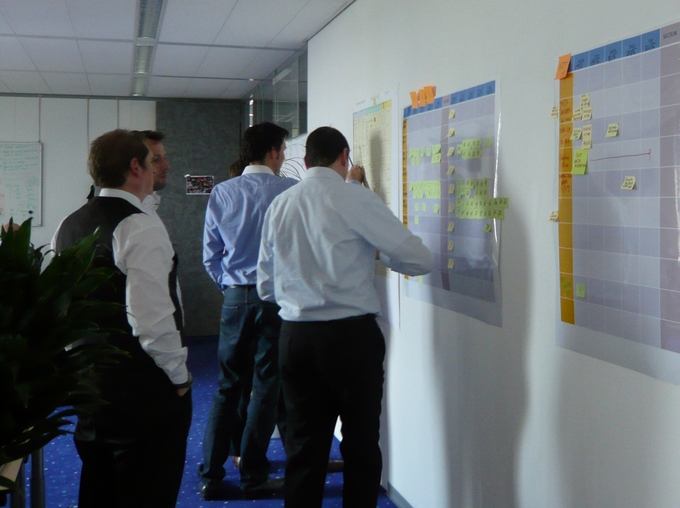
[402, 81, 506, 326]
[556, 22, 680, 383]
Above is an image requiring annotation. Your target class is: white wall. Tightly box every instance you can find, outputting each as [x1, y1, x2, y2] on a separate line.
[0, 96, 155, 247]
[308, 1, 680, 507]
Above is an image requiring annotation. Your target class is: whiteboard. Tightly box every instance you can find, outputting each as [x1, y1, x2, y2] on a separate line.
[0, 143, 42, 226]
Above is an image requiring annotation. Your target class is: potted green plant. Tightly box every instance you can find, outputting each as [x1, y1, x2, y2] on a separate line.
[0, 219, 121, 492]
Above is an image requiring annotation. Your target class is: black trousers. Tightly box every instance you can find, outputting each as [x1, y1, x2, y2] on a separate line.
[280, 315, 385, 508]
[75, 389, 192, 508]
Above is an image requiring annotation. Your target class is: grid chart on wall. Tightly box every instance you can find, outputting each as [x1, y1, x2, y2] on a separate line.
[402, 81, 504, 326]
[556, 22, 680, 383]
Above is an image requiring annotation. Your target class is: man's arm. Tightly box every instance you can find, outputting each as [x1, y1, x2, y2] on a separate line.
[256, 207, 277, 303]
[203, 195, 227, 287]
[113, 217, 189, 389]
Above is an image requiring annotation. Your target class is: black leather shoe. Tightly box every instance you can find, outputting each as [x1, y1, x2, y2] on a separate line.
[200, 481, 242, 501]
[241, 477, 284, 499]
[327, 459, 344, 473]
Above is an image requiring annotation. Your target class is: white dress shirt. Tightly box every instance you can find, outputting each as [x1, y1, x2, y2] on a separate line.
[52, 189, 188, 385]
[257, 166, 433, 321]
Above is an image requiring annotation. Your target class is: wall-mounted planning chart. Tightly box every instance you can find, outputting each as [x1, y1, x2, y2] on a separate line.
[402, 82, 507, 326]
[556, 22, 680, 383]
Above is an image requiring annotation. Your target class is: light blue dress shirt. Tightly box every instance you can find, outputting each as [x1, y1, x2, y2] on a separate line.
[258, 166, 433, 321]
[203, 165, 297, 289]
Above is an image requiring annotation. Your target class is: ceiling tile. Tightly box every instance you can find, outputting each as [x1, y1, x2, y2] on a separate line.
[159, 0, 237, 44]
[146, 76, 190, 98]
[0, 70, 51, 94]
[183, 77, 230, 98]
[212, 0, 307, 48]
[270, 0, 350, 48]
[19, 37, 84, 72]
[0, 36, 37, 70]
[79, 40, 133, 74]
[220, 79, 257, 100]
[0, 0, 75, 37]
[196, 46, 261, 79]
[240, 49, 295, 80]
[88, 74, 131, 96]
[0, 9, 11, 34]
[153, 44, 208, 77]
[42, 72, 91, 95]
[66, 0, 137, 40]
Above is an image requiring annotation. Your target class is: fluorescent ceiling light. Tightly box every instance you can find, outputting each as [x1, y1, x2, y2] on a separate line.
[134, 45, 154, 75]
[132, 76, 147, 96]
[138, 0, 164, 39]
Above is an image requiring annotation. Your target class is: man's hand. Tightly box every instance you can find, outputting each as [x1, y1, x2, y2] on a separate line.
[347, 165, 367, 186]
[177, 387, 190, 397]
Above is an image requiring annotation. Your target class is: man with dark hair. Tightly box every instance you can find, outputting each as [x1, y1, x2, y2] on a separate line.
[257, 126, 433, 507]
[52, 129, 192, 508]
[199, 121, 297, 500]
[131, 130, 171, 216]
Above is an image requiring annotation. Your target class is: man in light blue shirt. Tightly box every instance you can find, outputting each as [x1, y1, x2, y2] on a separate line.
[258, 126, 433, 507]
[199, 122, 297, 500]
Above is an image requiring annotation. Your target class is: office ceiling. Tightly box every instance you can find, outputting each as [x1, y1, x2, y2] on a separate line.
[0, 0, 353, 100]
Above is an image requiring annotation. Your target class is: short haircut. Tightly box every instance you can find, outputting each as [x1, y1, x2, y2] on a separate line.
[131, 130, 165, 142]
[305, 127, 349, 168]
[240, 122, 289, 163]
[88, 129, 150, 188]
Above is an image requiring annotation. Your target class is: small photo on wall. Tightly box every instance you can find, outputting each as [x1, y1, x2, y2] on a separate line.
[185, 175, 214, 195]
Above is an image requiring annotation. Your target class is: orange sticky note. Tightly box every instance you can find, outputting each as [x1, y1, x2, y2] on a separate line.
[410, 91, 418, 109]
[555, 54, 571, 80]
[418, 89, 426, 108]
[424, 86, 435, 105]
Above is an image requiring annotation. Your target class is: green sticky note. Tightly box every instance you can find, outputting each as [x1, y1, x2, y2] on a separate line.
[434, 204, 440, 214]
[414, 203, 419, 212]
[414, 215, 419, 224]
[576, 284, 586, 298]
[485, 137, 493, 148]
[432, 153, 441, 164]
[433, 144, 441, 155]
[422, 203, 427, 212]
[572, 148, 588, 174]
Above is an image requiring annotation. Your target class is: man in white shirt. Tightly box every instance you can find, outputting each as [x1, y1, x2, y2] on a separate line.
[257, 126, 434, 507]
[53, 129, 191, 508]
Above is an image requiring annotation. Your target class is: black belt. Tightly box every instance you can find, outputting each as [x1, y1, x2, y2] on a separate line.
[225, 284, 256, 289]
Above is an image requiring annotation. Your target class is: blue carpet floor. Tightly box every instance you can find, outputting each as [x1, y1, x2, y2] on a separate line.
[23, 335, 398, 508]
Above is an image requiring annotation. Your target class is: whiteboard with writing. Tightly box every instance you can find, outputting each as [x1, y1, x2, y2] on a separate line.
[0, 143, 42, 226]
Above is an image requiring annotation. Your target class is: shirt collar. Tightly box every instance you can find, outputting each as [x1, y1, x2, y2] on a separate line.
[99, 188, 143, 208]
[243, 165, 275, 176]
[304, 166, 345, 182]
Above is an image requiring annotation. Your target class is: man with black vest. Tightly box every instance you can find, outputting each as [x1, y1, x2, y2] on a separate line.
[53, 129, 192, 508]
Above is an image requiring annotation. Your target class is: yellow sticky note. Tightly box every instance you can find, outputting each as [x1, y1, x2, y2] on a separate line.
[549, 211, 559, 222]
[447, 258, 455, 269]
[576, 284, 586, 298]
[448, 221, 455, 232]
[418, 89, 426, 108]
[555, 54, 571, 80]
[448, 240, 454, 251]
[447, 128, 455, 137]
[447, 147, 455, 156]
[581, 106, 592, 120]
[449, 183, 455, 194]
[449, 109, 456, 119]
[580, 94, 590, 107]
[572, 107, 582, 121]
[448, 202, 455, 213]
[572, 148, 588, 174]
[571, 127, 582, 140]
[410, 91, 418, 109]
[606, 123, 619, 137]
[621, 176, 636, 190]
[432, 153, 441, 163]
[550, 106, 559, 119]
[447, 166, 455, 175]
[582, 124, 592, 149]
[434, 204, 440, 214]
[414, 215, 419, 224]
